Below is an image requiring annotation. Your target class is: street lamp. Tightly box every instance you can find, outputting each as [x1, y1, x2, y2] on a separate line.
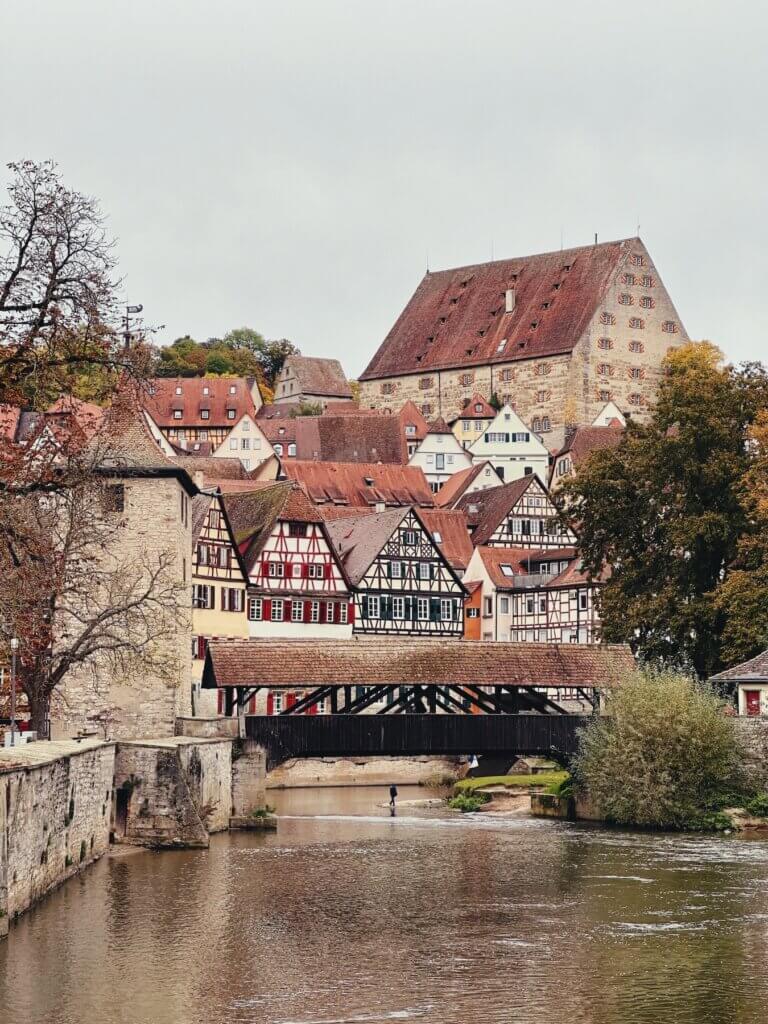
[9, 637, 19, 746]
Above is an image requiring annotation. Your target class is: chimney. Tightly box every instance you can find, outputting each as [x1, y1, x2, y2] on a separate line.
[505, 288, 516, 314]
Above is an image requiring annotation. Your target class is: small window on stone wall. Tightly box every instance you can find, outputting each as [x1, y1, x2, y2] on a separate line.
[628, 393, 644, 406]
[629, 341, 644, 353]
[629, 317, 645, 330]
[460, 373, 474, 386]
[662, 320, 678, 333]
[618, 294, 633, 306]
[629, 367, 645, 380]
[381, 382, 394, 395]
[600, 312, 616, 326]
[500, 368, 513, 382]
[598, 337, 614, 350]
[419, 377, 434, 390]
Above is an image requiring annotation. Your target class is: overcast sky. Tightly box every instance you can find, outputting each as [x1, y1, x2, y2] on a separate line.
[3, 1, 766, 377]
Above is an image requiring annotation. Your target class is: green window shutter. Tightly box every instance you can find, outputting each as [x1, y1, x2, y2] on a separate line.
[362, 595, 369, 618]
[430, 598, 440, 622]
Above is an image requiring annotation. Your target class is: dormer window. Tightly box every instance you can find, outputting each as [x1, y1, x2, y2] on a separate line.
[227, 410, 236, 420]
[229, 385, 237, 395]
[474, 404, 482, 413]
[201, 409, 210, 420]
[175, 386, 182, 396]
[278, 427, 285, 435]
[202, 386, 210, 395]
[173, 410, 182, 420]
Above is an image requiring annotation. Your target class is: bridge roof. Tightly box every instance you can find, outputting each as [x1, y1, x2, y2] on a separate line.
[203, 638, 633, 689]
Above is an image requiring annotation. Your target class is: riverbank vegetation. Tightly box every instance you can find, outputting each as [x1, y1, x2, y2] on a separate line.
[447, 791, 491, 813]
[455, 773, 568, 794]
[573, 668, 763, 830]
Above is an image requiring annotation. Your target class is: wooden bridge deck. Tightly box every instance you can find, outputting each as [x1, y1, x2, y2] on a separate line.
[245, 713, 589, 765]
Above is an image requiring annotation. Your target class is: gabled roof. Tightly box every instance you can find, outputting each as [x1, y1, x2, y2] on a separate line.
[418, 508, 473, 571]
[142, 377, 259, 428]
[397, 401, 429, 441]
[191, 490, 249, 581]
[475, 545, 582, 589]
[455, 475, 538, 543]
[171, 456, 257, 480]
[427, 416, 452, 435]
[222, 482, 323, 572]
[360, 238, 640, 380]
[556, 425, 624, 466]
[282, 460, 435, 508]
[434, 461, 501, 508]
[204, 637, 635, 689]
[448, 394, 496, 422]
[257, 402, 302, 420]
[283, 356, 352, 399]
[467, 404, 548, 456]
[710, 650, 768, 684]
[45, 396, 105, 440]
[325, 507, 409, 583]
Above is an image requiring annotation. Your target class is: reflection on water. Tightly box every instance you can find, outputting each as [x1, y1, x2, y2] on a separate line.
[2, 785, 768, 1024]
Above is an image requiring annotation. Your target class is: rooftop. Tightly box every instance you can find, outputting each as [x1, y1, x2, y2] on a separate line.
[282, 460, 435, 508]
[282, 355, 352, 399]
[361, 238, 642, 380]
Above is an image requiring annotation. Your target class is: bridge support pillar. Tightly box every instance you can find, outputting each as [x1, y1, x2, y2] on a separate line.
[231, 739, 268, 817]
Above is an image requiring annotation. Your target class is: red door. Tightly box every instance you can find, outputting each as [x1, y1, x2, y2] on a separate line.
[745, 690, 761, 716]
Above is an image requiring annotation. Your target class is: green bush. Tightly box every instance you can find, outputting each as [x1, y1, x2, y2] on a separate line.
[447, 792, 491, 813]
[249, 805, 275, 819]
[455, 773, 567, 793]
[546, 776, 574, 799]
[744, 793, 768, 818]
[573, 669, 741, 829]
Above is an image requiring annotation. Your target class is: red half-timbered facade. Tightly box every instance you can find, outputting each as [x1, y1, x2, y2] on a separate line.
[223, 482, 353, 640]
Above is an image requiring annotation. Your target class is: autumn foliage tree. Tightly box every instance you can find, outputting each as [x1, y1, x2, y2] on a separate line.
[563, 342, 768, 678]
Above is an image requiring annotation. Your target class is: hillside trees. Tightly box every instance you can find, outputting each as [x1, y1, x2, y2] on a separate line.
[156, 329, 299, 395]
[563, 342, 768, 677]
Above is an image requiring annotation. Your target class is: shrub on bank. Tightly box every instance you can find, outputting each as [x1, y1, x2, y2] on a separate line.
[447, 792, 491, 813]
[573, 669, 743, 829]
[455, 772, 568, 793]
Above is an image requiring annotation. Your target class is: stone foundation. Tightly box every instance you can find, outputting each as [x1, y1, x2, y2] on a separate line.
[734, 719, 768, 788]
[113, 737, 233, 848]
[0, 740, 114, 931]
[266, 755, 462, 789]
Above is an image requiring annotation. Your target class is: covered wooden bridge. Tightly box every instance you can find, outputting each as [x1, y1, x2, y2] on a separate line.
[202, 638, 632, 764]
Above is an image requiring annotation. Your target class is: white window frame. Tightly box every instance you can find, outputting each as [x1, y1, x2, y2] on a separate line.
[291, 600, 303, 622]
[310, 600, 320, 623]
[368, 595, 380, 618]
[271, 600, 284, 622]
[418, 562, 430, 581]
[390, 562, 402, 579]
[248, 597, 262, 621]
[393, 596, 405, 620]
[268, 561, 285, 578]
[440, 598, 452, 621]
[339, 603, 348, 624]
[417, 597, 429, 621]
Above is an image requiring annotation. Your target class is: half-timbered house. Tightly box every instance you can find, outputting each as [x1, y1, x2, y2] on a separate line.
[191, 490, 249, 714]
[455, 474, 575, 549]
[223, 482, 353, 640]
[434, 461, 503, 508]
[326, 507, 466, 637]
[463, 545, 602, 645]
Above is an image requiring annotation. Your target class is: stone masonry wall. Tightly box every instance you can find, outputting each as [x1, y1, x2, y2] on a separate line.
[53, 475, 193, 741]
[113, 738, 232, 848]
[0, 740, 114, 927]
[734, 719, 768, 788]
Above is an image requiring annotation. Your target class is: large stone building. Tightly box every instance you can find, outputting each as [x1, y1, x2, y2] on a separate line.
[359, 237, 687, 447]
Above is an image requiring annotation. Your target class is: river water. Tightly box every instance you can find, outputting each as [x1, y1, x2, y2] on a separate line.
[3, 785, 768, 1024]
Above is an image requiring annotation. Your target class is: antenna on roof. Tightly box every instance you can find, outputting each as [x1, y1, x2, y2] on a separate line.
[594, 233, 598, 245]
[637, 218, 641, 237]
[426, 249, 430, 273]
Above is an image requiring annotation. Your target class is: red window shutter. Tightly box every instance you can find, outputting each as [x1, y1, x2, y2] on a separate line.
[285, 561, 293, 580]
[248, 694, 256, 714]
[348, 601, 355, 624]
[261, 558, 269, 578]
[217, 689, 224, 715]
[287, 692, 297, 708]
[303, 600, 311, 623]
[301, 562, 309, 579]
[324, 562, 332, 579]
[263, 599, 272, 621]
[282, 600, 289, 621]
[267, 692, 274, 715]
[307, 700, 317, 716]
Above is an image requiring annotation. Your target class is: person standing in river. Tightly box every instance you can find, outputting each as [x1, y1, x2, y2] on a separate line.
[389, 784, 398, 814]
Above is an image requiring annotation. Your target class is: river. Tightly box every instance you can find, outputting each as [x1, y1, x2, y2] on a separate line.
[3, 785, 768, 1024]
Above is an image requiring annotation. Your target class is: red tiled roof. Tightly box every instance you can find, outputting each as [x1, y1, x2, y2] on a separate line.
[477, 545, 583, 589]
[710, 650, 768, 683]
[325, 507, 409, 583]
[261, 414, 407, 463]
[284, 356, 352, 398]
[142, 377, 259, 428]
[557, 425, 624, 466]
[283, 461, 435, 508]
[434, 461, 500, 508]
[449, 393, 496, 422]
[204, 637, 634, 688]
[324, 401, 380, 416]
[45, 396, 105, 440]
[419, 508, 473, 570]
[257, 402, 302, 420]
[397, 401, 429, 441]
[360, 238, 636, 380]
[455, 476, 536, 543]
[427, 416, 452, 435]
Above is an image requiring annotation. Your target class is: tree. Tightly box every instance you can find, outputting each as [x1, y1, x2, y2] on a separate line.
[716, 409, 768, 663]
[573, 669, 741, 828]
[0, 160, 147, 409]
[489, 391, 502, 411]
[0, 465, 184, 735]
[562, 342, 767, 677]
[222, 326, 266, 354]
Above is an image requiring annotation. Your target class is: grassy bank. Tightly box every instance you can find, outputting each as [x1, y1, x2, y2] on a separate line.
[455, 772, 568, 794]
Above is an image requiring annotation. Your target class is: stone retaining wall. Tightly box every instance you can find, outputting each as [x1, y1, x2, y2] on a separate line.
[735, 719, 768, 788]
[0, 739, 114, 932]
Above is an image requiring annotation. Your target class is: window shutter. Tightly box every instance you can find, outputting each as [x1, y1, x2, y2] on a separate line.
[386, 562, 391, 578]
[287, 692, 297, 709]
[217, 690, 224, 715]
[263, 599, 272, 620]
[267, 692, 274, 715]
[348, 601, 355, 624]
[307, 699, 317, 716]
[301, 562, 309, 579]
[324, 562, 332, 579]
[430, 598, 440, 622]
[261, 557, 269, 577]
[303, 600, 312, 623]
[362, 595, 369, 618]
